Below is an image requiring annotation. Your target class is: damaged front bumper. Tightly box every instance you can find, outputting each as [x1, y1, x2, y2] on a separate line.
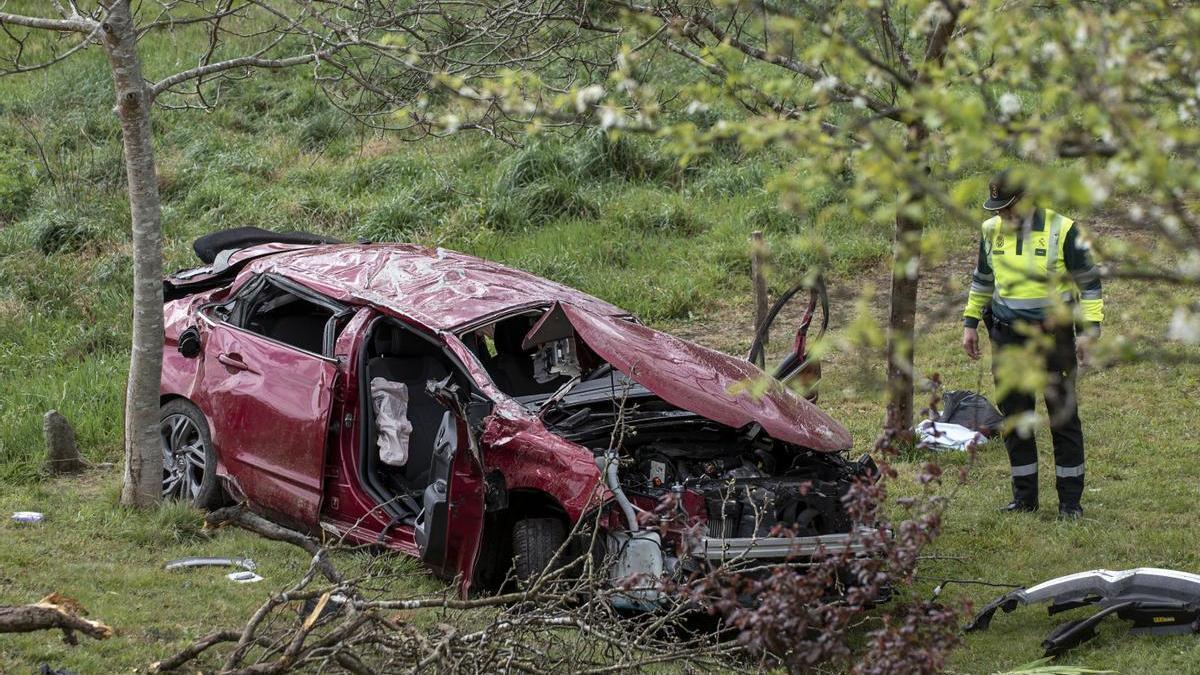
[695, 528, 875, 562]
[966, 567, 1200, 656]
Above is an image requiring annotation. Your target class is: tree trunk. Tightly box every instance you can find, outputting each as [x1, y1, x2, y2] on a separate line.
[101, 2, 164, 507]
[884, 209, 921, 435]
[884, 125, 928, 436]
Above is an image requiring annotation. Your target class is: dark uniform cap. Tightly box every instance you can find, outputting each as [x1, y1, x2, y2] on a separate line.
[983, 169, 1024, 211]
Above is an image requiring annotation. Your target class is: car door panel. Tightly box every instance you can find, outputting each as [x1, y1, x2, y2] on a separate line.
[199, 318, 337, 531]
[414, 408, 485, 585]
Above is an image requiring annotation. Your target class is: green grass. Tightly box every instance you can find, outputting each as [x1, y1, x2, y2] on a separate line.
[0, 474, 442, 672]
[2, 13, 1199, 672]
[809, 267, 1200, 674]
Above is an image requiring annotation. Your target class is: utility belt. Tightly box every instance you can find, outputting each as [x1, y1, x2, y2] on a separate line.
[982, 306, 1076, 345]
[981, 305, 1014, 338]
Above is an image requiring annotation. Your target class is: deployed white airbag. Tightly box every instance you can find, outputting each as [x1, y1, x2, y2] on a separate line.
[371, 377, 412, 467]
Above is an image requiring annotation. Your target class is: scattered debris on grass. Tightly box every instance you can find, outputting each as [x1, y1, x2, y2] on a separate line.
[966, 568, 1200, 656]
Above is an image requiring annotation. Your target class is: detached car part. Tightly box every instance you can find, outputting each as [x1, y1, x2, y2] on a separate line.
[965, 568, 1200, 656]
[164, 556, 257, 572]
[745, 277, 828, 398]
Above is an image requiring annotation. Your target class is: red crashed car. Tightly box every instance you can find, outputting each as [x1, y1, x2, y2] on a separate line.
[160, 228, 876, 595]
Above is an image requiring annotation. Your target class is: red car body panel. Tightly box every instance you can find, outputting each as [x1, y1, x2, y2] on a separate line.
[160, 243, 854, 593]
[479, 415, 606, 520]
[557, 303, 852, 452]
[196, 320, 336, 530]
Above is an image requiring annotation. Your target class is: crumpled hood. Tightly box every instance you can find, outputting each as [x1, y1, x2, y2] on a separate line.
[557, 304, 852, 452]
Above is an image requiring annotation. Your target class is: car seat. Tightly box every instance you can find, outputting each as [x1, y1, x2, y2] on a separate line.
[367, 325, 451, 492]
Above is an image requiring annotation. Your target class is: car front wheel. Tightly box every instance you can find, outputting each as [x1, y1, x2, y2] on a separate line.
[512, 517, 567, 583]
[160, 399, 223, 509]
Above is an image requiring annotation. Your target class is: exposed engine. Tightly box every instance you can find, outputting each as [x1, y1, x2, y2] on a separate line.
[620, 434, 856, 539]
[535, 372, 868, 542]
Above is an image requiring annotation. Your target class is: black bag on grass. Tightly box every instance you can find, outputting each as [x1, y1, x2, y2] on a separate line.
[938, 390, 1003, 437]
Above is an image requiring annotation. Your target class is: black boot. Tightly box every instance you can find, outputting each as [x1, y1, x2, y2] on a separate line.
[1058, 503, 1083, 520]
[1000, 500, 1038, 513]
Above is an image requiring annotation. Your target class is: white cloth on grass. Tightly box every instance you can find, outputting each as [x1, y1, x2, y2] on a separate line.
[371, 377, 413, 467]
[916, 419, 986, 452]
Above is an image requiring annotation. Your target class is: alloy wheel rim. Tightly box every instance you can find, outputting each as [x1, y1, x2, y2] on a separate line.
[161, 413, 205, 500]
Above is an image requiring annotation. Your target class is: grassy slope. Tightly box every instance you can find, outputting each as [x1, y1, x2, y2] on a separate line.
[2, 31, 1199, 675]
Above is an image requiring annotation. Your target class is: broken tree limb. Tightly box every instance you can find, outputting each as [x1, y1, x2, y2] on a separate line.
[205, 505, 343, 584]
[0, 594, 113, 645]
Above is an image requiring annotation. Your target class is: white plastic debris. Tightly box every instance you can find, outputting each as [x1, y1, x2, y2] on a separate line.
[226, 571, 264, 584]
[371, 377, 413, 467]
[916, 419, 986, 452]
[11, 511, 44, 523]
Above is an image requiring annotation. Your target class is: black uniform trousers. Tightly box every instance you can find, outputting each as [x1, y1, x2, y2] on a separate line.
[986, 317, 1086, 506]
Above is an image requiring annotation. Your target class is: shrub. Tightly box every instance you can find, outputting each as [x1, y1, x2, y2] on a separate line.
[355, 190, 440, 242]
[0, 148, 36, 224]
[690, 159, 771, 199]
[570, 129, 675, 183]
[495, 141, 572, 193]
[484, 176, 596, 231]
[299, 111, 346, 151]
[31, 208, 100, 255]
[613, 190, 706, 236]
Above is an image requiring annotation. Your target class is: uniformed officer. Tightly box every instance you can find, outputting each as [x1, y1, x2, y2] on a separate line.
[961, 171, 1103, 519]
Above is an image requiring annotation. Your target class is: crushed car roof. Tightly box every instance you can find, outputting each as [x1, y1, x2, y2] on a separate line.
[238, 243, 630, 329]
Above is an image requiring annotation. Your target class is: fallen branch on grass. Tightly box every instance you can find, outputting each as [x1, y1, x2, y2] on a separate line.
[0, 593, 113, 645]
[205, 504, 343, 584]
[159, 507, 744, 673]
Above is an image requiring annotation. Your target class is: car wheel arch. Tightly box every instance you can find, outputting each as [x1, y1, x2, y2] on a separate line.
[475, 488, 571, 590]
[159, 394, 231, 491]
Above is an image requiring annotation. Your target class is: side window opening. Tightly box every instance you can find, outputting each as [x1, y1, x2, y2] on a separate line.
[239, 279, 336, 355]
[466, 312, 572, 398]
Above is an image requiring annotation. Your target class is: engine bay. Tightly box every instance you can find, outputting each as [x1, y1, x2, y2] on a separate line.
[619, 429, 857, 539]
[534, 382, 864, 541]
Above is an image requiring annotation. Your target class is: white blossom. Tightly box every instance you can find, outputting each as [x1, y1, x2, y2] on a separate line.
[917, 2, 952, 31]
[1073, 24, 1088, 48]
[440, 114, 461, 133]
[999, 92, 1022, 117]
[598, 105, 623, 130]
[1163, 215, 1182, 235]
[574, 85, 605, 113]
[685, 100, 709, 115]
[1179, 251, 1200, 277]
[813, 75, 839, 94]
[1081, 174, 1110, 204]
[852, 96, 867, 109]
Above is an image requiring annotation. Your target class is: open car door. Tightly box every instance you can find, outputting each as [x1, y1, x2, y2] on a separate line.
[413, 380, 487, 588]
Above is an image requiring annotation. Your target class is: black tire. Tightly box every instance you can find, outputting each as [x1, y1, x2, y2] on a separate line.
[159, 398, 224, 510]
[512, 517, 567, 582]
